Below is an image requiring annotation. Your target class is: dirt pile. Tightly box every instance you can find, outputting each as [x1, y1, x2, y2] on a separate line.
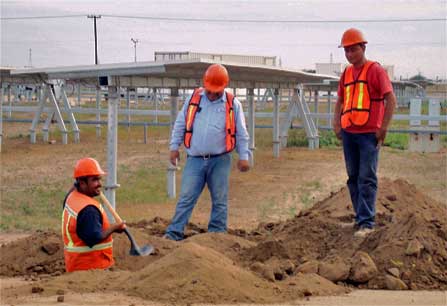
[1, 178, 446, 304]
[240, 178, 447, 290]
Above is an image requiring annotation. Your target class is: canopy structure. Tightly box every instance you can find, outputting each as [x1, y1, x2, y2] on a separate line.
[11, 59, 334, 88]
[8, 59, 336, 206]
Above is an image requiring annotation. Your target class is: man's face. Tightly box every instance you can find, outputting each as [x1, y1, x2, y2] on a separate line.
[80, 176, 102, 197]
[344, 44, 365, 66]
[205, 90, 224, 102]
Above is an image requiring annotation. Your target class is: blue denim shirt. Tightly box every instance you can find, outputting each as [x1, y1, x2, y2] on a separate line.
[169, 90, 250, 160]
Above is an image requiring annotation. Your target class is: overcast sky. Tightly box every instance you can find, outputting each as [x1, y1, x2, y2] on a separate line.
[1, 0, 446, 79]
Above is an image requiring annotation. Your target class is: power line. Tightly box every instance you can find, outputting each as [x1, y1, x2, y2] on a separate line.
[1, 14, 445, 23]
[102, 15, 446, 23]
[0, 15, 85, 20]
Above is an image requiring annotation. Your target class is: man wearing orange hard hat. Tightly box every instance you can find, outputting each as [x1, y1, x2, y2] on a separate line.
[165, 63, 250, 241]
[61, 157, 126, 272]
[333, 28, 397, 238]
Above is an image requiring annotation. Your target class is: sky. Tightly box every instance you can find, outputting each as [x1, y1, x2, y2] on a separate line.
[1, 0, 446, 80]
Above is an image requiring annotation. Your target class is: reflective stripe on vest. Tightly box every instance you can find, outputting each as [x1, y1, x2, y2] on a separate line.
[184, 87, 236, 152]
[62, 190, 114, 272]
[341, 61, 383, 128]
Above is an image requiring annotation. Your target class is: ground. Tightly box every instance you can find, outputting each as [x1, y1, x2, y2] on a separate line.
[0, 122, 446, 305]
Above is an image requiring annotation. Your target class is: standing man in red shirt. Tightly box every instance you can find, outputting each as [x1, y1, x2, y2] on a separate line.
[333, 28, 397, 238]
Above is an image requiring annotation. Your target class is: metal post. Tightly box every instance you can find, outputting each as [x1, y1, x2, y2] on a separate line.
[327, 90, 332, 128]
[0, 86, 3, 152]
[126, 88, 131, 131]
[77, 83, 81, 106]
[105, 84, 119, 208]
[273, 88, 280, 158]
[167, 162, 178, 199]
[96, 87, 101, 138]
[154, 88, 159, 124]
[8, 85, 12, 118]
[314, 90, 319, 129]
[144, 124, 148, 144]
[170, 88, 179, 136]
[167, 87, 179, 198]
[247, 88, 255, 166]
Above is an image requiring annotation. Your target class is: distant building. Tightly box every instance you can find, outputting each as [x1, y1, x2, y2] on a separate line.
[315, 63, 346, 77]
[425, 83, 447, 99]
[154, 51, 279, 67]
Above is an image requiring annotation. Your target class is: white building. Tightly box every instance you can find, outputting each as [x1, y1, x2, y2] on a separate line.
[154, 51, 279, 67]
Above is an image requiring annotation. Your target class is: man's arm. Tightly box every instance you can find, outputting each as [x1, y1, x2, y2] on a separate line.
[76, 206, 125, 248]
[333, 96, 343, 140]
[169, 95, 190, 166]
[234, 99, 250, 172]
[376, 91, 397, 146]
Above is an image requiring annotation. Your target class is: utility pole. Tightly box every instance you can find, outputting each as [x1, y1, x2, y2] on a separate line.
[131, 38, 139, 62]
[26, 48, 33, 68]
[87, 14, 101, 65]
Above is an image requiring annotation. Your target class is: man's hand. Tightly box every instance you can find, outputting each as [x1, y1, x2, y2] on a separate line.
[112, 221, 126, 233]
[333, 122, 342, 140]
[237, 160, 250, 172]
[375, 127, 387, 148]
[170, 150, 179, 166]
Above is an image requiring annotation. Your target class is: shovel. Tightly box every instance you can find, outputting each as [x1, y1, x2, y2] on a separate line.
[100, 192, 154, 256]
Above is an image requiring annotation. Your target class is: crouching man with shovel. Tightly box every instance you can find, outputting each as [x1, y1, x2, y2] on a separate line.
[61, 157, 126, 272]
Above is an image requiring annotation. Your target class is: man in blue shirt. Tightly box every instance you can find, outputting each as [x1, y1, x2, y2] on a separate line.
[165, 64, 250, 241]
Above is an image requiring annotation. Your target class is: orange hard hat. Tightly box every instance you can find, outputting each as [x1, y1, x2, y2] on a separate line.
[73, 157, 106, 178]
[339, 28, 368, 48]
[203, 64, 229, 92]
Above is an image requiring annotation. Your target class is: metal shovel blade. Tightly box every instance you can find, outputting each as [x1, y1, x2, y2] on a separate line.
[124, 228, 154, 256]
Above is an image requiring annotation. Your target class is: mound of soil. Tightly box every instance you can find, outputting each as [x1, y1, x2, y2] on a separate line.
[1, 178, 446, 304]
[240, 178, 447, 290]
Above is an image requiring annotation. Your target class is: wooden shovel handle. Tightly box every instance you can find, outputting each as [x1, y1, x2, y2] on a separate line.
[99, 192, 123, 223]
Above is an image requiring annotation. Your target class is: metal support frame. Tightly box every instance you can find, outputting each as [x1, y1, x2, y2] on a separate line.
[273, 88, 280, 158]
[297, 86, 319, 149]
[278, 86, 319, 150]
[167, 87, 179, 199]
[247, 88, 255, 166]
[60, 84, 80, 143]
[30, 84, 69, 144]
[104, 84, 120, 208]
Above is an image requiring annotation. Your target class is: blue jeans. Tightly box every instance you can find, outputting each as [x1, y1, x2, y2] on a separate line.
[342, 130, 379, 229]
[165, 153, 231, 240]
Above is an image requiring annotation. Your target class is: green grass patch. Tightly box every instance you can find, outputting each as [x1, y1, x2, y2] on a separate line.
[117, 166, 168, 205]
[384, 133, 408, 150]
[1, 185, 67, 231]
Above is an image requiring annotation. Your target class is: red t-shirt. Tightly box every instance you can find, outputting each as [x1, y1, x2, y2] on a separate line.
[337, 62, 393, 133]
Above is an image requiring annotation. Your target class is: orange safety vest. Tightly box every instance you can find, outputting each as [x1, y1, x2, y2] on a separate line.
[341, 61, 384, 128]
[184, 87, 236, 152]
[61, 190, 114, 272]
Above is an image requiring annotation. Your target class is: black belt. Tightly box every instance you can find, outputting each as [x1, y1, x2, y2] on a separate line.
[188, 152, 228, 160]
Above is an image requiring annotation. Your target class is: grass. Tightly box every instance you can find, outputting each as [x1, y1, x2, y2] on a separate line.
[1, 184, 67, 231]
[117, 166, 169, 205]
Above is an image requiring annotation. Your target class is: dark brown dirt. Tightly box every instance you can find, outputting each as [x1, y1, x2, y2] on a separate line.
[1, 178, 446, 304]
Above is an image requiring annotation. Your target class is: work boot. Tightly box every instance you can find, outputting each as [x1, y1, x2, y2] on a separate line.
[162, 234, 174, 240]
[339, 221, 360, 230]
[354, 227, 374, 238]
